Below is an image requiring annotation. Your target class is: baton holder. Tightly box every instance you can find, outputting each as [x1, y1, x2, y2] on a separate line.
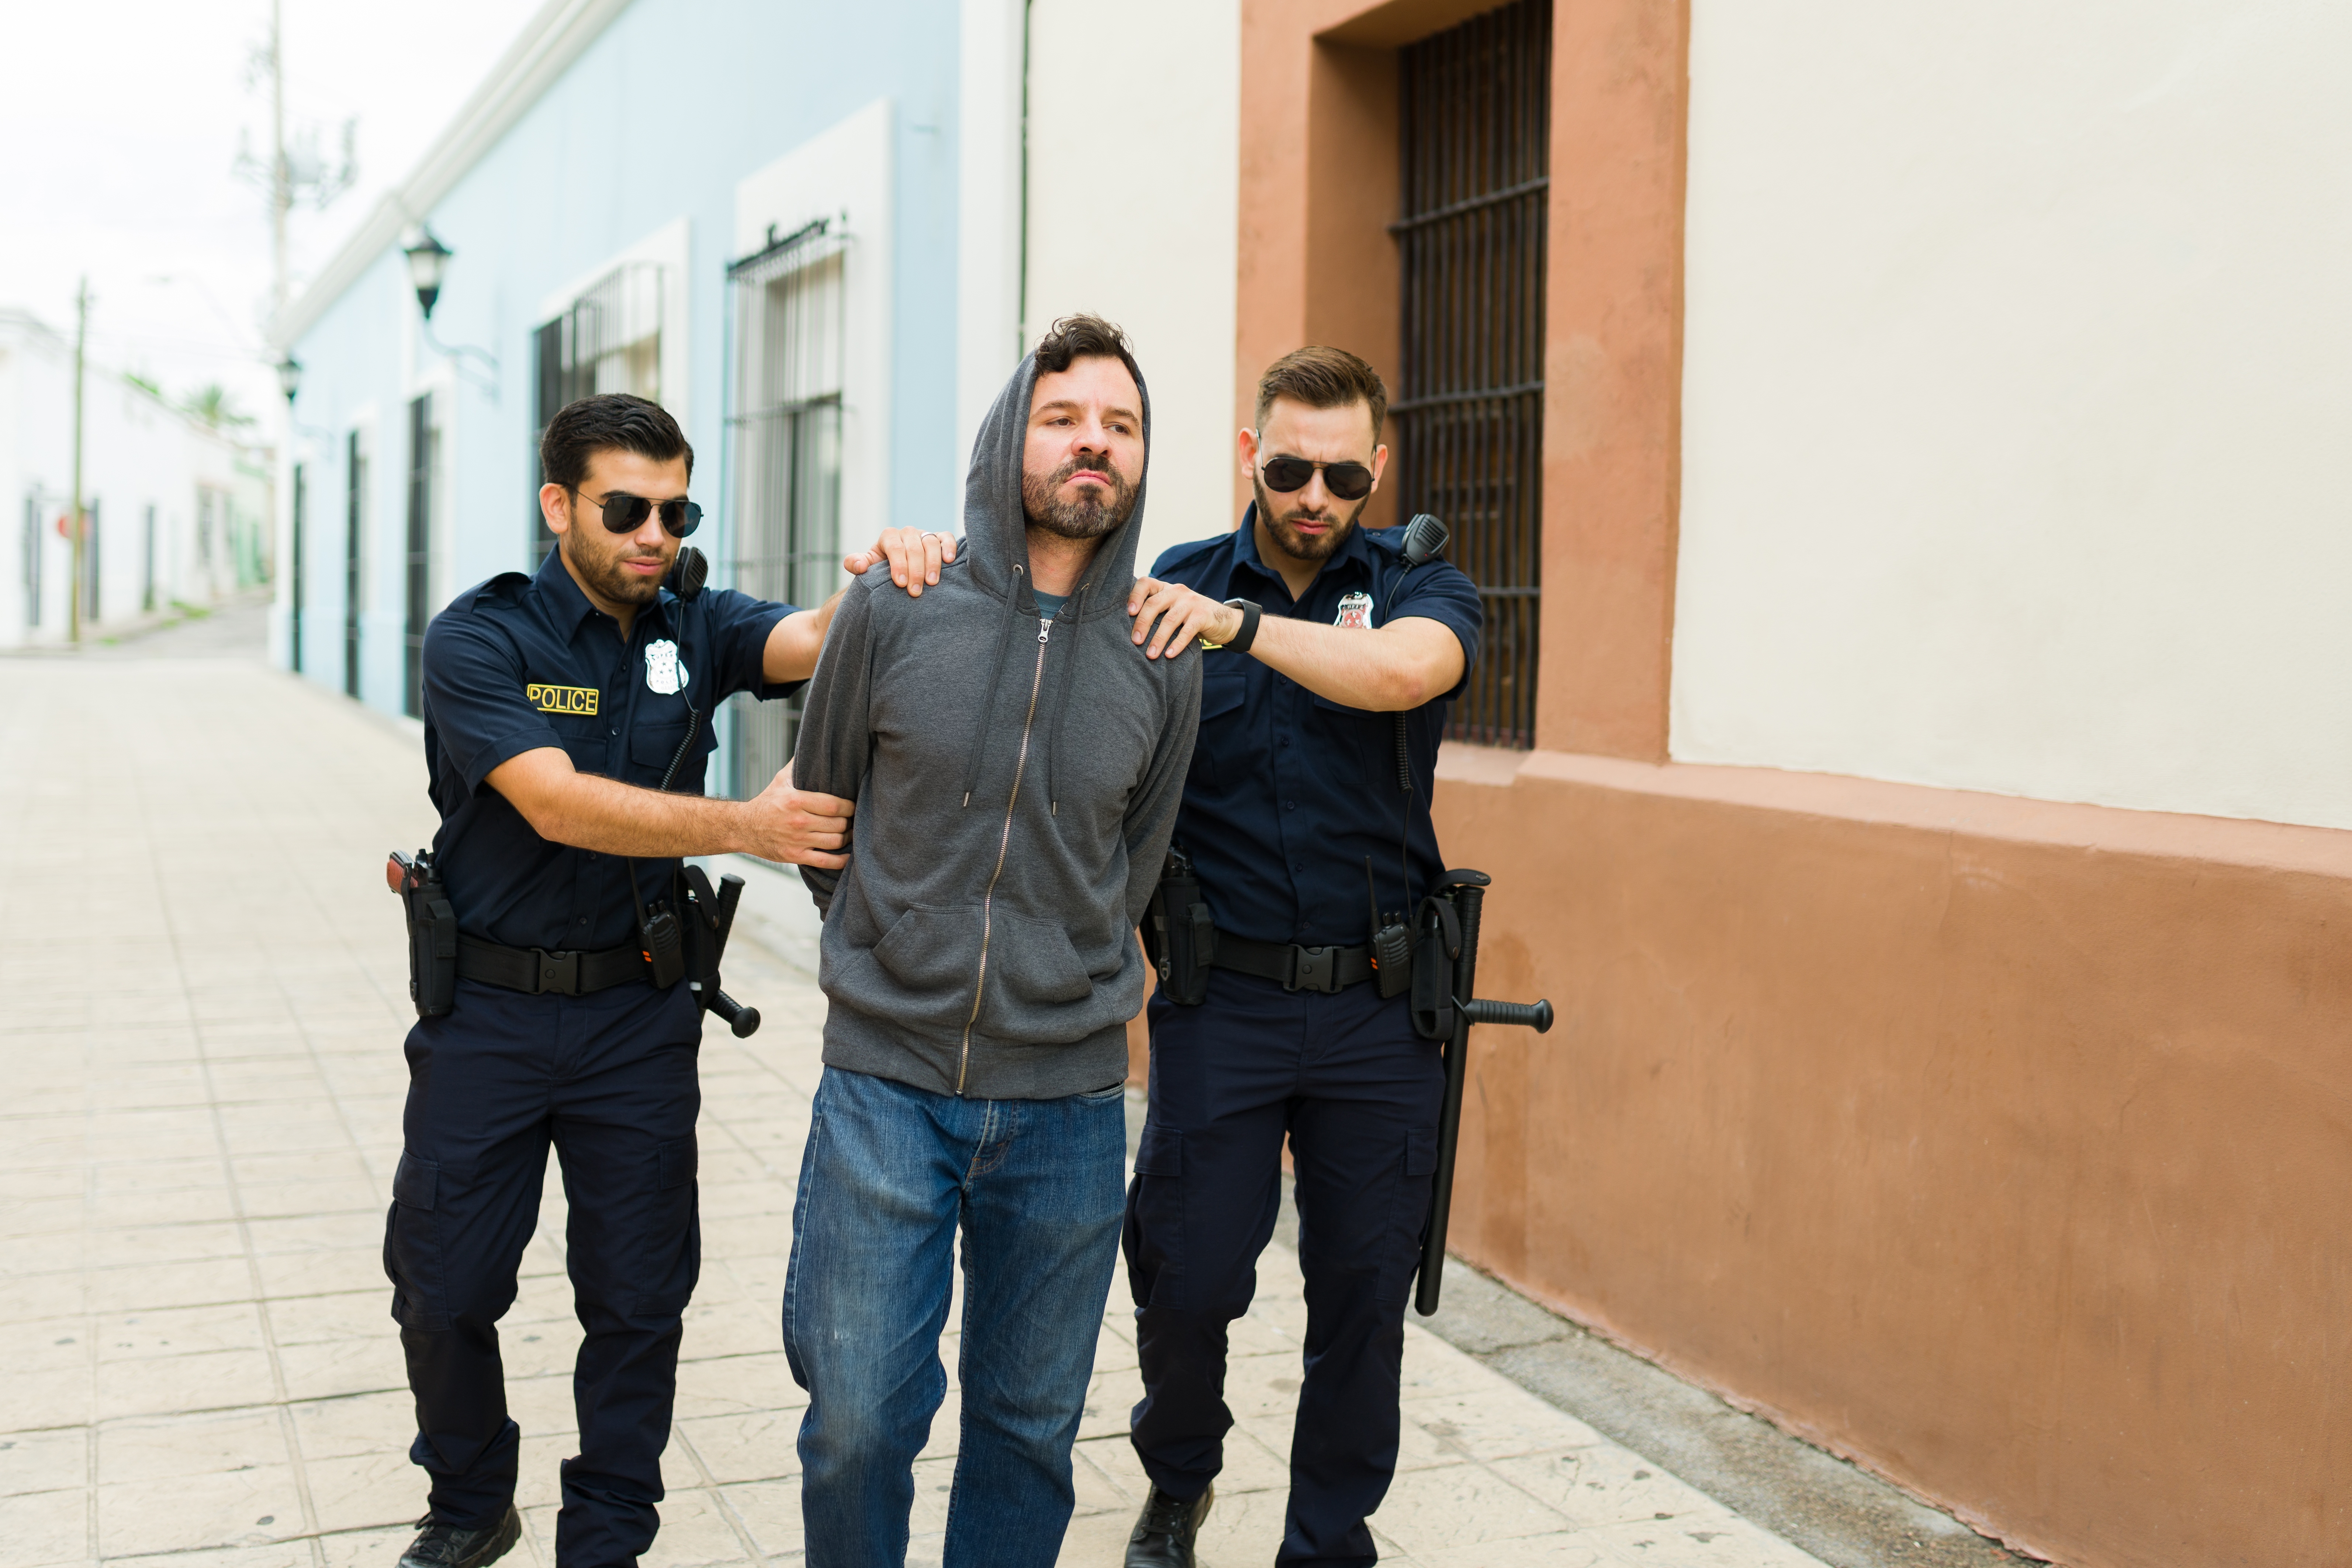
[1413, 869, 1555, 1318]
[680, 867, 762, 1039]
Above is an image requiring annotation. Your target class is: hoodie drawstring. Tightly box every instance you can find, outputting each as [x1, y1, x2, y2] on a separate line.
[959, 563, 1028, 808]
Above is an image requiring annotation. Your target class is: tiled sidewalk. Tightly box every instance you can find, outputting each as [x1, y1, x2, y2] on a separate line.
[1, 646, 1824, 1568]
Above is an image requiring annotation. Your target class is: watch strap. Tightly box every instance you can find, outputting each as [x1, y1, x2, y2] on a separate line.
[1222, 598, 1262, 655]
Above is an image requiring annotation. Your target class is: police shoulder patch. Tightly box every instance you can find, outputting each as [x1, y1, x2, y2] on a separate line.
[528, 683, 599, 716]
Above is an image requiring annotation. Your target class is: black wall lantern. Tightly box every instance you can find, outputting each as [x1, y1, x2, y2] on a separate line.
[403, 227, 453, 320]
[275, 353, 303, 405]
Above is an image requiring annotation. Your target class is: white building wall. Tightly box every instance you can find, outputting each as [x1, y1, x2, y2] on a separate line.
[1671, 0, 2352, 830]
[0, 310, 267, 648]
[1023, 0, 1241, 572]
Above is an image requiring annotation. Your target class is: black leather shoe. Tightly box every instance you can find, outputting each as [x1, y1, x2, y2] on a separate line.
[1125, 1483, 1212, 1568]
[397, 1506, 521, 1568]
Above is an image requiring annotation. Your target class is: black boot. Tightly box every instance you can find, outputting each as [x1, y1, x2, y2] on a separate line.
[397, 1506, 521, 1568]
[1125, 1483, 1213, 1568]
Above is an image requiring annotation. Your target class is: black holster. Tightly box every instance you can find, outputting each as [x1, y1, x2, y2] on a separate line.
[677, 865, 762, 1037]
[391, 849, 458, 1018]
[1142, 847, 1217, 1006]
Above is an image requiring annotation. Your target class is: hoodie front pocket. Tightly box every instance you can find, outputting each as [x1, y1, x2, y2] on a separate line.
[975, 911, 1101, 1038]
[868, 906, 990, 1024]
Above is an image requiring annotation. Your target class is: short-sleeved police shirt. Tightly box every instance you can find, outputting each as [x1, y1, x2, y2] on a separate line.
[1152, 506, 1483, 949]
[419, 549, 803, 953]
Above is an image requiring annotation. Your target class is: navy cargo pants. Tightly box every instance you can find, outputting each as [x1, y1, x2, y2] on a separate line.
[1124, 967, 1443, 1568]
[385, 976, 702, 1568]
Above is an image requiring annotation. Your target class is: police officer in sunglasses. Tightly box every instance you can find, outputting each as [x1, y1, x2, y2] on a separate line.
[871, 347, 1483, 1567]
[385, 393, 951, 1568]
[1113, 346, 1483, 1568]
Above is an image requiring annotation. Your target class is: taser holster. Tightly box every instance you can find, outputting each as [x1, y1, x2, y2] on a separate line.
[1143, 847, 1218, 1006]
[388, 849, 458, 1019]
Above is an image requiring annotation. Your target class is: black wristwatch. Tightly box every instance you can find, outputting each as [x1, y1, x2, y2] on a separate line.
[1221, 598, 1262, 655]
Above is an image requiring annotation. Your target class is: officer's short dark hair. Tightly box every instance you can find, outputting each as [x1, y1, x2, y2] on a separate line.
[1255, 346, 1387, 447]
[541, 393, 694, 490]
[1033, 313, 1142, 399]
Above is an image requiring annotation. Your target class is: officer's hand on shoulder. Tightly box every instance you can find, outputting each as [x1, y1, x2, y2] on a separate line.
[1129, 576, 1242, 661]
[743, 762, 855, 868]
[843, 527, 957, 596]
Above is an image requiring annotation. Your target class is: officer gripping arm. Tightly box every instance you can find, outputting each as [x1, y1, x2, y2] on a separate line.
[382, 391, 959, 1568]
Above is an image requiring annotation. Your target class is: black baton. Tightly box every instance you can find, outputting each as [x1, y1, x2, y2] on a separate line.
[1414, 870, 1554, 1318]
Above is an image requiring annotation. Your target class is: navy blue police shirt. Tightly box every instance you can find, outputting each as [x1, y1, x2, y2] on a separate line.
[418, 548, 804, 954]
[1152, 505, 1483, 949]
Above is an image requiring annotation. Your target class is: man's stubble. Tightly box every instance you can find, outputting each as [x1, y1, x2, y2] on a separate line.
[563, 523, 671, 608]
[1253, 475, 1371, 566]
[1024, 452, 1139, 542]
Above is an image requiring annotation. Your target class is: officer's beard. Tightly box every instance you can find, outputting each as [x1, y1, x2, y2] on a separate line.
[1023, 451, 1138, 541]
[1253, 476, 1367, 565]
[564, 529, 671, 608]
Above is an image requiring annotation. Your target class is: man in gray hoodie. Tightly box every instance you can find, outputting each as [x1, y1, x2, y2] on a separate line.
[784, 315, 1201, 1568]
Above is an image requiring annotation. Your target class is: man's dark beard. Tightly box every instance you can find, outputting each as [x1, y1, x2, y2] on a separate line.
[1024, 452, 1137, 541]
[565, 533, 668, 605]
[1253, 475, 1367, 564]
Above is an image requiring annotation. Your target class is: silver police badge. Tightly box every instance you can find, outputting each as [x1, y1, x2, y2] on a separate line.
[644, 639, 689, 695]
[1334, 591, 1374, 630]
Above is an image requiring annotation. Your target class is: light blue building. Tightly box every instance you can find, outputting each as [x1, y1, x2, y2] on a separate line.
[270, 0, 1029, 795]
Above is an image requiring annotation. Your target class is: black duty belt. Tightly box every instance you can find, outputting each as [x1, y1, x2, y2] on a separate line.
[1211, 932, 1374, 994]
[457, 936, 651, 997]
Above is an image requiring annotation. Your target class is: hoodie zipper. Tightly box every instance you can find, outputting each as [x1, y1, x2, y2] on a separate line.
[958, 612, 1053, 1094]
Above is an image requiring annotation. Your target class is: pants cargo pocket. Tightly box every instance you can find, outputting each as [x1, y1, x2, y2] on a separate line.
[629, 1138, 702, 1318]
[1377, 1127, 1440, 1306]
[385, 1149, 451, 1331]
[1123, 1124, 1187, 1311]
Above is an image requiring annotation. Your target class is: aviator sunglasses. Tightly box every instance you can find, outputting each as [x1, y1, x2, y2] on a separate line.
[580, 489, 703, 538]
[1258, 451, 1375, 502]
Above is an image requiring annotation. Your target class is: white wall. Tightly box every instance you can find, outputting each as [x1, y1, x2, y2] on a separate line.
[1024, 0, 1241, 573]
[0, 309, 266, 648]
[1672, 0, 2352, 830]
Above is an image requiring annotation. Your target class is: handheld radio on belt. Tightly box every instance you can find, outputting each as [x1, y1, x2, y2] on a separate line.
[385, 546, 762, 1034]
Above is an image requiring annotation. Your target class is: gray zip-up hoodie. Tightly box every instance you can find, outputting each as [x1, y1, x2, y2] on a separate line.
[794, 352, 1201, 1099]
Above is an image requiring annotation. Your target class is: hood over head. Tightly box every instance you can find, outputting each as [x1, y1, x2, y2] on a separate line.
[945, 344, 1155, 818]
[958, 347, 1152, 616]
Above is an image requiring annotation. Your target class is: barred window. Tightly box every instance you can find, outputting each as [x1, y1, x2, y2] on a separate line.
[723, 219, 848, 804]
[1393, 0, 1552, 748]
[530, 261, 666, 565]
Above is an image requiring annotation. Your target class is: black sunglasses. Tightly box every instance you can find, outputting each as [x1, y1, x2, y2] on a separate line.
[1260, 454, 1374, 502]
[582, 489, 703, 538]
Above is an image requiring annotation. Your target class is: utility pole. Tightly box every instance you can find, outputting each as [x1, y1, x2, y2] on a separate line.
[69, 277, 89, 645]
[268, 0, 288, 319]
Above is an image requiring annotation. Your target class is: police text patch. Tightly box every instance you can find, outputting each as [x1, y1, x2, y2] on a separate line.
[527, 683, 599, 716]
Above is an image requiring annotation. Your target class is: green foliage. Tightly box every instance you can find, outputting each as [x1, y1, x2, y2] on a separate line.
[181, 384, 256, 430]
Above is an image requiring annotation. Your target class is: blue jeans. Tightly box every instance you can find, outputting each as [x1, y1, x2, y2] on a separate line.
[784, 1066, 1127, 1568]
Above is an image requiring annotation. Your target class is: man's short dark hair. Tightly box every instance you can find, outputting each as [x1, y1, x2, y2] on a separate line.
[1033, 313, 1143, 399]
[540, 393, 694, 490]
[1255, 346, 1387, 445]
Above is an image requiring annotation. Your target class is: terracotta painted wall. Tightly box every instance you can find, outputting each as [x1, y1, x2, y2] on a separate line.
[1432, 749, 2352, 1567]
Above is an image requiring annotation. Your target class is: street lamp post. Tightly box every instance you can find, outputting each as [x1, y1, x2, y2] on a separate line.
[279, 354, 303, 674]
